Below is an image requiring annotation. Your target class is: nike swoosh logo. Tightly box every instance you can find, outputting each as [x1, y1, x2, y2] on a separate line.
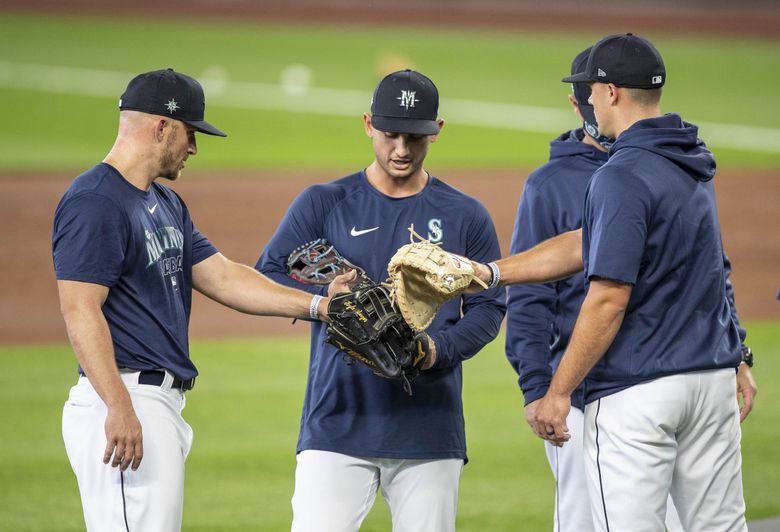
[148, 204, 158, 214]
[350, 226, 379, 237]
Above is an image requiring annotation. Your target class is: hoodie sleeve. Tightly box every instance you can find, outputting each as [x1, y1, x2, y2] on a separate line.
[584, 170, 651, 284]
[722, 251, 747, 344]
[504, 180, 558, 405]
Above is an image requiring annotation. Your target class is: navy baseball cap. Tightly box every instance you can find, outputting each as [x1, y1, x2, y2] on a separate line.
[562, 33, 665, 89]
[119, 68, 227, 137]
[569, 47, 597, 122]
[370, 69, 440, 135]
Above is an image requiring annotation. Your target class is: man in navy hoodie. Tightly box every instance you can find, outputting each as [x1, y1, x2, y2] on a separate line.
[476, 34, 755, 531]
[505, 47, 693, 532]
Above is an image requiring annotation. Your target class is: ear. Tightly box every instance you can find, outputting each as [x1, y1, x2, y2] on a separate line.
[607, 83, 619, 105]
[154, 118, 168, 143]
[429, 119, 445, 143]
[568, 95, 583, 119]
[363, 113, 374, 138]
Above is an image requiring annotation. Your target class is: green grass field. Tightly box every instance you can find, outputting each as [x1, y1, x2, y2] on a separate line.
[1, 13, 780, 172]
[0, 324, 778, 531]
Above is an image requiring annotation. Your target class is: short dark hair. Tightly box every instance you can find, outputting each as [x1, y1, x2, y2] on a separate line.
[624, 87, 662, 106]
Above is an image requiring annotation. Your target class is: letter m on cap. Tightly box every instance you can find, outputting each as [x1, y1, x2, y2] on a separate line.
[398, 90, 418, 110]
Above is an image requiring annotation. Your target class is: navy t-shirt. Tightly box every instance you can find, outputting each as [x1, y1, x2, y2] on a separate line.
[257, 171, 506, 460]
[582, 114, 742, 402]
[52, 163, 218, 380]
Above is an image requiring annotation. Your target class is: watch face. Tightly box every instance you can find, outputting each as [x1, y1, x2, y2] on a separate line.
[741, 347, 754, 367]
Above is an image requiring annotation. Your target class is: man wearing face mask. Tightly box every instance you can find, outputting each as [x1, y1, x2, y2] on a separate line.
[505, 47, 694, 531]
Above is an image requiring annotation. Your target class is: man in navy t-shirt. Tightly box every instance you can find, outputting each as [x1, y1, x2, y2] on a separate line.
[474, 35, 755, 531]
[53, 69, 343, 532]
[257, 70, 506, 531]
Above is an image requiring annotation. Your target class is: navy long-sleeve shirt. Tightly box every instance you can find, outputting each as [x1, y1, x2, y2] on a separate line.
[257, 170, 506, 460]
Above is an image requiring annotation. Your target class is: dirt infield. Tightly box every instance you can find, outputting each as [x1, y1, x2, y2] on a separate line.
[2, 169, 777, 344]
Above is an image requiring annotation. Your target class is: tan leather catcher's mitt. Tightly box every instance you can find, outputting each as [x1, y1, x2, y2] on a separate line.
[388, 226, 487, 331]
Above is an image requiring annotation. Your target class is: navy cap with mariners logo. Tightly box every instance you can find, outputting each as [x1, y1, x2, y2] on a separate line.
[562, 33, 665, 89]
[119, 68, 227, 137]
[370, 69, 440, 135]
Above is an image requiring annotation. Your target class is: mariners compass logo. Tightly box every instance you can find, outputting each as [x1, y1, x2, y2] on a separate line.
[397, 90, 419, 110]
[165, 99, 180, 113]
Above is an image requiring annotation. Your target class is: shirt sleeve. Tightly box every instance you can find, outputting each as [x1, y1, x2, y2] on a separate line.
[256, 186, 329, 296]
[504, 181, 558, 405]
[428, 202, 507, 369]
[52, 192, 128, 287]
[191, 223, 218, 265]
[584, 170, 650, 284]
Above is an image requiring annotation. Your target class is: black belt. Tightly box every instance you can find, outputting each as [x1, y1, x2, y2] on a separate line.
[138, 370, 196, 391]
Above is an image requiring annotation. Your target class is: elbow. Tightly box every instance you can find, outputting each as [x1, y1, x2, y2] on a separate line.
[588, 278, 632, 318]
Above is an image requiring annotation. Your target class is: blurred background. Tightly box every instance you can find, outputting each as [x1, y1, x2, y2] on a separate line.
[1, 1, 778, 530]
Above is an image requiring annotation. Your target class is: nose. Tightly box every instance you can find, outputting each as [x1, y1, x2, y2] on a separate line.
[394, 135, 410, 156]
[188, 133, 197, 156]
[588, 93, 594, 105]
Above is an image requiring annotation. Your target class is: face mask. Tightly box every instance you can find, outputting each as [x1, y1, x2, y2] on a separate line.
[572, 82, 614, 150]
[578, 102, 614, 150]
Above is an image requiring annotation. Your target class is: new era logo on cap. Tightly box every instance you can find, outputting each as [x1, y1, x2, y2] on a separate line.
[119, 68, 226, 137]
[370, 69, 440, 135]
[562, 33, 666, 90]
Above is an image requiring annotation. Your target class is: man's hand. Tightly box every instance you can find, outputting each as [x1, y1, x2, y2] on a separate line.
[523, 398, 540, 432]
[531, 392, 571, 447]
[467, 262, 493, 293]
[328, 270, 357, 296]
[421, 335, 437, 370]
[736, 363, 757, 423]
[104, 401, 143, 471]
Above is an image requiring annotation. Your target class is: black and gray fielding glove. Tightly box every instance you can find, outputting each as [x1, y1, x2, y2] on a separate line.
[325, 281, 430, 395]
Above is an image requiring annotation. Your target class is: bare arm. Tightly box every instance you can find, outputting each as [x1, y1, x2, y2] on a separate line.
[474, 229, 584, 287]
[193, 252, 333, 320]
[531, 278, 632, 445]
[57, 280, 143, 471]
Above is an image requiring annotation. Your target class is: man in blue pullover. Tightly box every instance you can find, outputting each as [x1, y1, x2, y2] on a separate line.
[256, 69, 506, 532]
[506, 47, 754, 531]
[477, 34, 755, 531]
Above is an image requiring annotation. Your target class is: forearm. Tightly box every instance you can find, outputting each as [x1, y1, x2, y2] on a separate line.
[61, 301, 131, 409]
[494, 230, 584, 285]
[195, 255, 326, 320]
[548, 281, 628, 397]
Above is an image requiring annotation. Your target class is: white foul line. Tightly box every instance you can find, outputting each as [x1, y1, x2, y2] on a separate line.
[1, 61, 778, 154]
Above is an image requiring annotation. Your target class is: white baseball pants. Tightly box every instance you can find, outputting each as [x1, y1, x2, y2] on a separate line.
[545, 407, 683, 531]
[291, 450, 464, 532]
[583, 369, 746, 532]
[62, 372, 193, 532]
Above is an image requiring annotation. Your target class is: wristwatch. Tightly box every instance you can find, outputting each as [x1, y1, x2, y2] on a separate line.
[740, 346, 754, 368]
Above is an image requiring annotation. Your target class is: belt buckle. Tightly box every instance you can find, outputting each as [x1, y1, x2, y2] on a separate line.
[179, 376, 196, 392]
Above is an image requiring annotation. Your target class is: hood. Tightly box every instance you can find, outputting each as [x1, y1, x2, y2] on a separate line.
[549, 129, 610, 162]
[609, 113, 716, 182]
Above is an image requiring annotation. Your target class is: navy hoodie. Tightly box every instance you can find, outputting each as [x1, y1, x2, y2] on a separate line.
[582, 114, 742, 402]
[506, 130, 608, 411]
